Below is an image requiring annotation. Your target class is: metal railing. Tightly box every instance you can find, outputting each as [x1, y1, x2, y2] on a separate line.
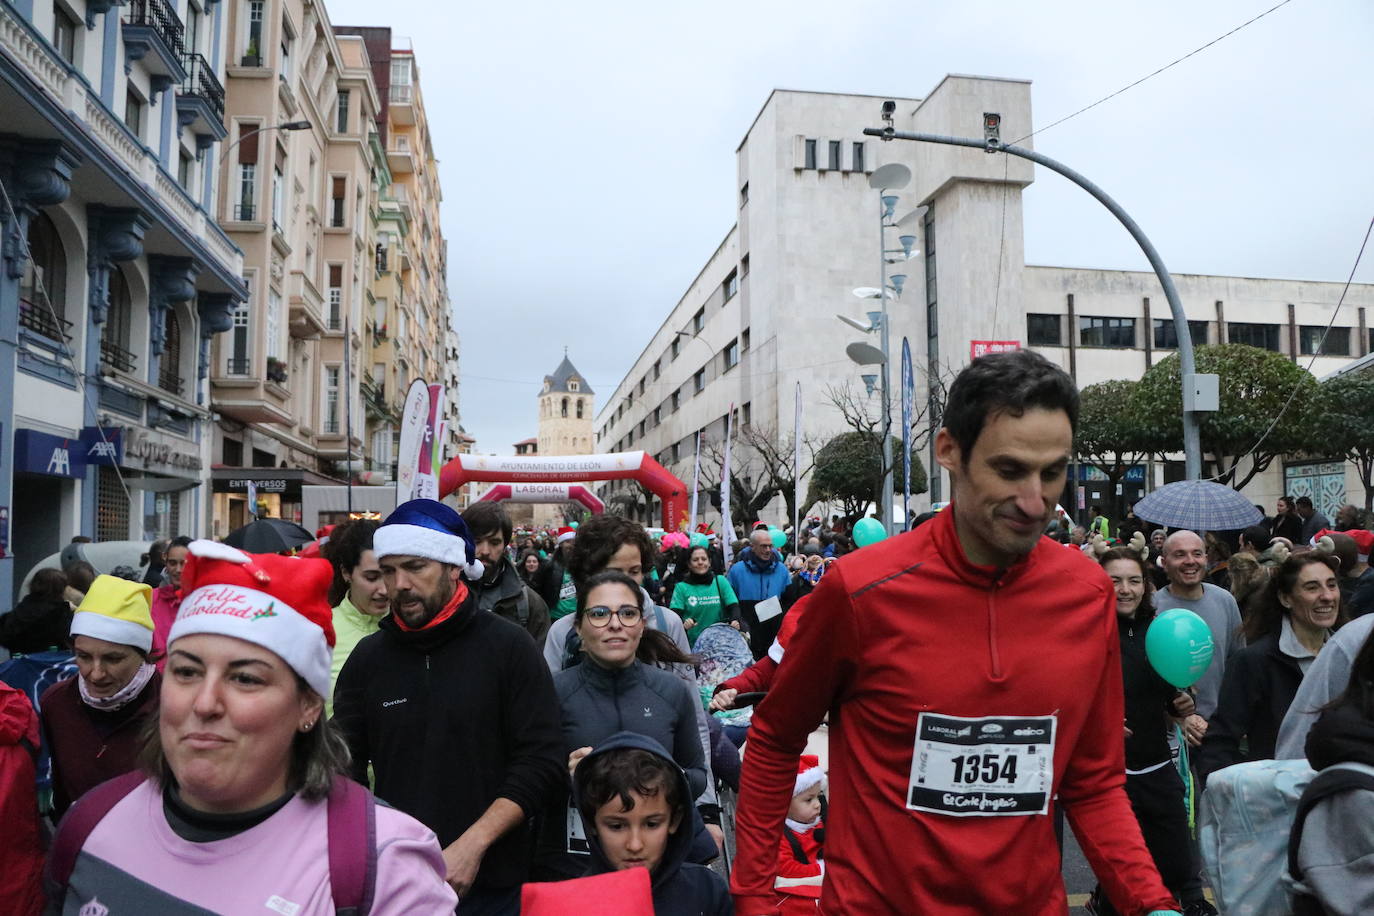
[389, 84, 412, 104]
[180, 52, 225, 121]
[100, 338, 138, 373]
[225, 357, 251, 375]
[125, 0, 185, 57]
[19, 300, 72, 342]
[158, 369, 184, 396]
[233, 203, 255, 221]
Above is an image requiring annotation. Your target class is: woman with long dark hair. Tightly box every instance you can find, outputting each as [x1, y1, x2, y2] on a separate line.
[1085, 546, 1207, 916]
[321, 519, 386, 710]
[1199, 553, 1343, 782]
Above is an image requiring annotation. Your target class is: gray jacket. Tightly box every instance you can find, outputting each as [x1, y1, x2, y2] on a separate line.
[1276, 613, 1374, 759]
[540, 588, 716, 809]
[1291, 762, 1374, 916]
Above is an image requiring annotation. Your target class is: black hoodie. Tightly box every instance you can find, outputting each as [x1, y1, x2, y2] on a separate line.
[574, 732, 733, 916]
[332, 587, 564, 892]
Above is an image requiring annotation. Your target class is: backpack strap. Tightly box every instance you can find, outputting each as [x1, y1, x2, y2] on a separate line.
[1287, 763, 1374, 886]
[782, 826, 811, 864]
[43, 770, 147, 902]
[328, 774, 377, 916]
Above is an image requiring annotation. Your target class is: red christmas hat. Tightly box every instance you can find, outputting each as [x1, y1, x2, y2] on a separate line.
[1346, 528, 1373, 561]
[794, 754, 825, 796]
[555, 526, 577, 544]
[170, 541, 336, 698]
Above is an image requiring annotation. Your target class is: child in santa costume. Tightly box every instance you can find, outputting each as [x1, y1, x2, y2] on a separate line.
[774, 754, 826, 914]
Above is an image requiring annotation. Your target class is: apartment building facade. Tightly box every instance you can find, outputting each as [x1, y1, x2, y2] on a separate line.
[595, 80, 1374, 529]
[0, 0, 245, 599]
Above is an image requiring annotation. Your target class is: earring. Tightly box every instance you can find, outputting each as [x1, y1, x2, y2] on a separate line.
[301, 719, 317, 732]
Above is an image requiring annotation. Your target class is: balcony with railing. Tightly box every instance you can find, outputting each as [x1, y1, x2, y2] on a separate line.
[158, 367, 184, 396]
[225, 356, 251, 376]
[389, 82, 415, 125]
[177, 52, 227, 141]
[123, 0, 187, 84]
[100, 338, 138, 373]
[19, 300, 72, 343]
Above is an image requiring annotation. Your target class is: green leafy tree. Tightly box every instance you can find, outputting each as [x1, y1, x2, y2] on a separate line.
[1133, 344, 1319, 491]
[1075, 379, 1152, 522]
[1319, 372, 1374, 511]
[805, 432, 926, 522]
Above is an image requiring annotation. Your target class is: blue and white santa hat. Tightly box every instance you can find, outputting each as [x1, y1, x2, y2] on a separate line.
[374, 498, 484, 579]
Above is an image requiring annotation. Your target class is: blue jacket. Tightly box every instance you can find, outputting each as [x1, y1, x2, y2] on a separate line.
[575, 732, 732, 916]
[727, 551, 790, 602]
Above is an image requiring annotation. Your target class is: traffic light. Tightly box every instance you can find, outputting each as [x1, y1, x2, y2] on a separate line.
[983, 112, 1001, 152]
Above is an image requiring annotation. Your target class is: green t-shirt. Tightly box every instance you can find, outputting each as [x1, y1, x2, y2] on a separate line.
[551, 570, 577, 619]
[670, 576, 738, 643]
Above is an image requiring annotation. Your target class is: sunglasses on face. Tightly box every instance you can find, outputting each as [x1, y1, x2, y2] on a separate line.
[583, 605, 644, 627]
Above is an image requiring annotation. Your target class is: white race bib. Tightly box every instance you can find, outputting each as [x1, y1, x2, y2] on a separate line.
[906, 712, 1056, 817]
[566, 802, 590, 855]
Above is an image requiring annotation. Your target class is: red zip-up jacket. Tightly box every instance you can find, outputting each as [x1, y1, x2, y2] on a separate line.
[731, 507, 1177, 915]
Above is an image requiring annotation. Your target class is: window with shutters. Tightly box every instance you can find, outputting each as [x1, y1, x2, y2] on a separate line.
[327, 264, 343, 330]
[97, 466, 129, 542]
[235, 123, 260, 221]
[330, 176, 346, 227]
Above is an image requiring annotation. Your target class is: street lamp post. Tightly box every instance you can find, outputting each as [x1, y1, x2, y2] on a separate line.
[840, 163, 919, 535]
[863, 114, 1213, 481]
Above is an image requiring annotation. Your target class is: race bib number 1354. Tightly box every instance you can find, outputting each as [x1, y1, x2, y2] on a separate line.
[906, 712, 1056, 817]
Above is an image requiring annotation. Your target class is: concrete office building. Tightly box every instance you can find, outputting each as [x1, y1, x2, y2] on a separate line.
[595, 78, 1374, 530]
[0, 0, 245, 599]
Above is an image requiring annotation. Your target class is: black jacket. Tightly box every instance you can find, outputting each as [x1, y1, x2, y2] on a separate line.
[575, 732, 733, 916]
[468, 556, 551, 643]
[1198, 631, 1305, 783]
[332, 588, 564, 891]
[0, 593, 72, 654]
[1118, 610, 1181, 771]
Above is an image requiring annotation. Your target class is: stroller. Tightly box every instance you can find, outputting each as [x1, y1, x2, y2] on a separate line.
[693, 623, 755, 873]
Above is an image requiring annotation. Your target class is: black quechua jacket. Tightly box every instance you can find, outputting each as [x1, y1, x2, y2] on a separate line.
[332, 588, 564, 892]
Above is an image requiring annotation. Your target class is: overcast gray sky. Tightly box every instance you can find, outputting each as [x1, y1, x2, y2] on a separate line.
[327, 0, 1373, 456]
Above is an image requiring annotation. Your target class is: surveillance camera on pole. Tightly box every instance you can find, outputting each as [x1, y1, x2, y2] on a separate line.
[881, 100, 897, 139]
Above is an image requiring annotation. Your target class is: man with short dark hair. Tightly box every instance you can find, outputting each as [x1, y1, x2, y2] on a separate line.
[1295, 496, 1332, 545]
[462, 501, 551, 642]
[334, 499, 563, 912]
[732, 350, 1178, 915]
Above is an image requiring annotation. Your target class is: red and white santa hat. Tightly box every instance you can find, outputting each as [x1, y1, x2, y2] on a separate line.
[168, 541, 336, 699]
[794, 754, 825, 797]
[555, 526, 577, 545]
[1344, 529, 1373, 564]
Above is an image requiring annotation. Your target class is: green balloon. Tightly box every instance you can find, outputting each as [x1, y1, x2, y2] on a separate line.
[690, 532, 709, 548]
[853, 517, 887, 547]
[1145, 608, 1215, 688]
[570, 521, 579, 529]
[770, 529, 786, 549]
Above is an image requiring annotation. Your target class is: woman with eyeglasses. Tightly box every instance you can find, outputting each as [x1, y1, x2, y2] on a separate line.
[533, 568, 704, 882]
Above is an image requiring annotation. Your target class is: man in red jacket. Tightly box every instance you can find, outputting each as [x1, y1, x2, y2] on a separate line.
[731, 350, 1180, 916]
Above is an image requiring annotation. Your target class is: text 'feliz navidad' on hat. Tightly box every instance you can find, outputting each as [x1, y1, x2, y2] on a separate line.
[794, 754, 825, 797]
[168, 541, 336, 698]
[70, 575, 155, 654]
[373, 498, 484, 579]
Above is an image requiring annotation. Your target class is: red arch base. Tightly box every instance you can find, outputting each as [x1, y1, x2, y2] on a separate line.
[475, 483, 606, 515]
[440, 451, 686, 530]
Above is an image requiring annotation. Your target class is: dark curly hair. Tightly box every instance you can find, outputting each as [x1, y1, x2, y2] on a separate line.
[942, 349, 1079, 462]
[567, 516, 654, 586]
[576, 746, 684, 829]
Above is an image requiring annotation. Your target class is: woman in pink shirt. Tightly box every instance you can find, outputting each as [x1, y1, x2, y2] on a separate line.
[46, 541, 455, 914]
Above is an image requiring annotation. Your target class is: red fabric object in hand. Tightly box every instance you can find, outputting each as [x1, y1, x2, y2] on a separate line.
[521, 868, 654, 915]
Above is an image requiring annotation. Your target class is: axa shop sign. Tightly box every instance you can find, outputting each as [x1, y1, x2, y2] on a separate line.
[14, 429, 85, 479]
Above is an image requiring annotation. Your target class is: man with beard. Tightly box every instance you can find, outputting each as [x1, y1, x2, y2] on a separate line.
[731, 350, 1178, 915]
[462, 501, 551, 643]
[333, 499, 563, 914]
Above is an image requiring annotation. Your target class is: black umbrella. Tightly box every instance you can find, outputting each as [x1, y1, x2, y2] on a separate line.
[223, 518, 316, 553]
